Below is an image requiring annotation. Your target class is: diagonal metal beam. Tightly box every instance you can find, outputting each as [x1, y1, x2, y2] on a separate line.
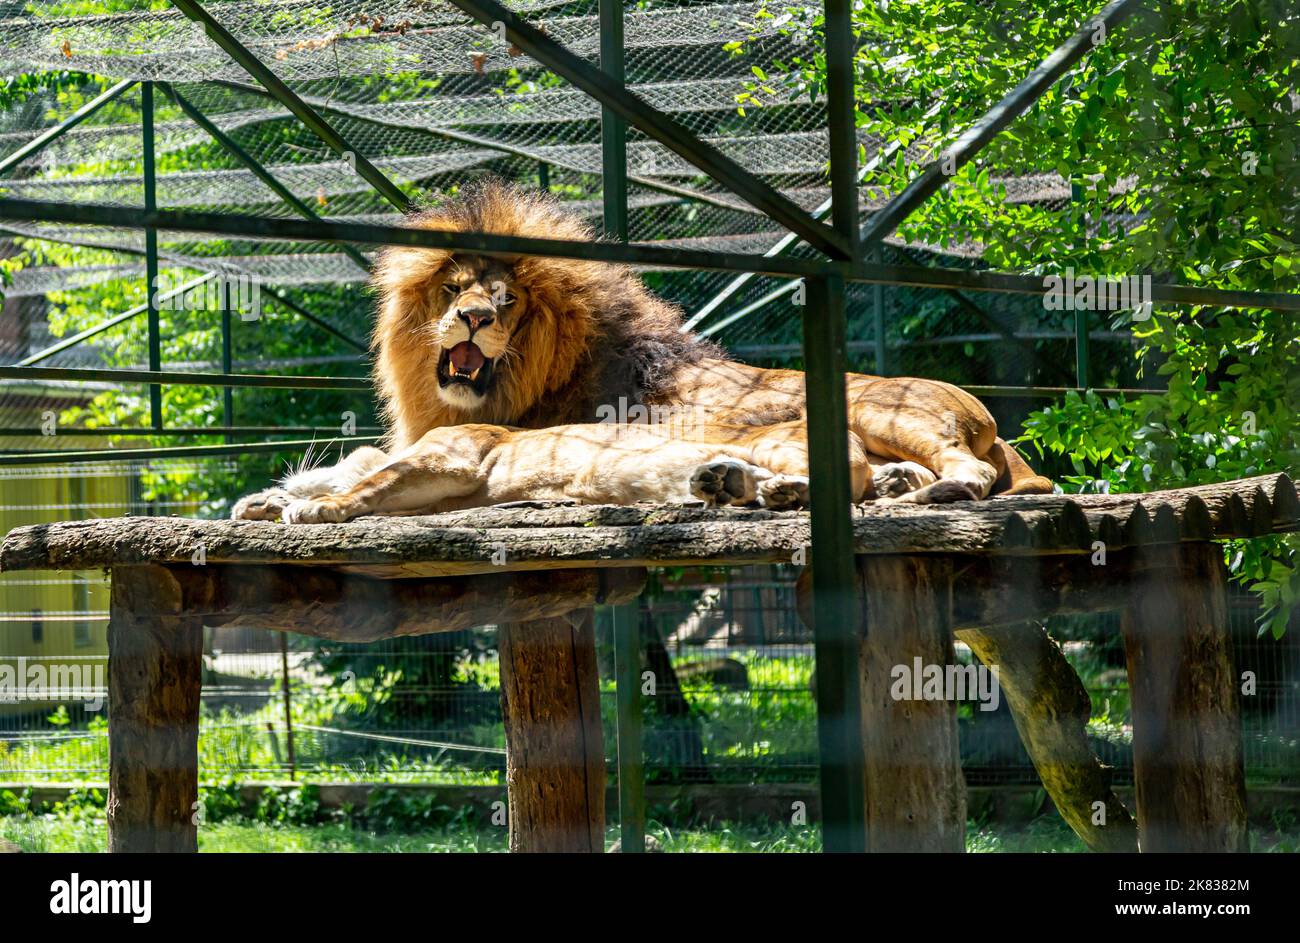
[158, 82, 372, 275]
[0, 79, 136, 177]
[682, 103, 944, 333]
[16, 272, 217, 366]
[441, 0, 848, 258]
[0, 221, 369, 355]
[859, 0, 1142, 249]
[169, 0, 413, 213]
[1, 198, 1297, 311]
[265, 289, 370, 355]
[210, 78, 759, 217]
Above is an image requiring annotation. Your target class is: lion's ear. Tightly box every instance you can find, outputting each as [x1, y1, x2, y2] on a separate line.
[373, 245, 453, 300]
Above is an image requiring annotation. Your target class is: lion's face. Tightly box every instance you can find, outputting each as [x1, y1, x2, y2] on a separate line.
[427, 255, 528, 409]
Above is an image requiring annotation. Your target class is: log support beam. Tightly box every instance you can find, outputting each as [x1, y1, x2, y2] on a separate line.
[498, 610, 606, 852]
[107, 565, 203, 853]
[858, 556, 966, 852]
[1122, 542, 1248, 852]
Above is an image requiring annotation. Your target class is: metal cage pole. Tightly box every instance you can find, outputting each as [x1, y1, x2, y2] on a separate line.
[600, 0, 645, 855]
[804, 0, 867, 854]
[220, 281, 234, 444]
[142, 81, 164, 431]
[600, 0, 629, 243]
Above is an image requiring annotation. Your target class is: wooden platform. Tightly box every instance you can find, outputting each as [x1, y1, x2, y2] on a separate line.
[2, 472, 1294, 853]
[3, 472, 1293, 576]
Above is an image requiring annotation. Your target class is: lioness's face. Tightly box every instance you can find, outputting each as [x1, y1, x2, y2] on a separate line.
[430, 255, 525, 409]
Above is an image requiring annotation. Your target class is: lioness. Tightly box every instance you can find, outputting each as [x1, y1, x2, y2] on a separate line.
[233, 179, 1051, 521]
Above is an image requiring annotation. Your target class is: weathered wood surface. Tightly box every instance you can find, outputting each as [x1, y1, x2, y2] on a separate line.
[498, 611, 605, 853]
[107, 566, 203, 853]
[101, 563, 645, 642]
[1, 473, 1293, 576]
[1122, 542, 1248, 852]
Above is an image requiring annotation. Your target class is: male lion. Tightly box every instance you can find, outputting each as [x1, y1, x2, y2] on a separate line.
[232, 179, 1051, 521]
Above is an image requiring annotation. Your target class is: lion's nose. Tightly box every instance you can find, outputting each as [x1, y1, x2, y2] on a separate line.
[457, 306, 495, 333]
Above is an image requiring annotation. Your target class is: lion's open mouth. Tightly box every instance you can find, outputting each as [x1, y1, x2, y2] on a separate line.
[438, 341, 495, 396]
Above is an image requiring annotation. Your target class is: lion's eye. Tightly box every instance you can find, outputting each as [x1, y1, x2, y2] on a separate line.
[441, 282, 458, 296]
[498, 292, 516, 306]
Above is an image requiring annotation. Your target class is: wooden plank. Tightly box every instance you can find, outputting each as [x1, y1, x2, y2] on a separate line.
[126, 564, 645, 642]
[498, 610, 606, 852]
[1121, 542, 1248, 852]
[107, 565, 203, 853]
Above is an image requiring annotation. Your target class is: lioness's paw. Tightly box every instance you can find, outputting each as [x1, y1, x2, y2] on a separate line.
[871, 462, 935, 499]
[759, 475, 810, 510]
[232, 488, 293, 521]
[282, 497, 352, 524]
[689, 459, 759, 507]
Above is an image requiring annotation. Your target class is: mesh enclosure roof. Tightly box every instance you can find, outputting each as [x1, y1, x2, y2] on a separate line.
[0, 0, 1144, 387]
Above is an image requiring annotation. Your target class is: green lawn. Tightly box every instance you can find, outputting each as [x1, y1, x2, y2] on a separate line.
[5, 812, 1299, 853]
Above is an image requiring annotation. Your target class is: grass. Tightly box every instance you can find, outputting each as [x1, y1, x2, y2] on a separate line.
[6, 810, 1300, 853]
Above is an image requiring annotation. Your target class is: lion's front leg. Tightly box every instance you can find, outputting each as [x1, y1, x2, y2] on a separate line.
[281, 450, 484, 524]
[232, 446, 391, 521]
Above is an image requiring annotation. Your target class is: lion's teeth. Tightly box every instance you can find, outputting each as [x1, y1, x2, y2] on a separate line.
[469, 367, 480, 381]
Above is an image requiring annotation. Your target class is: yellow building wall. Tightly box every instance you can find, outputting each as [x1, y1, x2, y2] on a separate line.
[0, 463, 133, 715]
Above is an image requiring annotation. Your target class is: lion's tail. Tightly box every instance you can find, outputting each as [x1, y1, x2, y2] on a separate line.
[987, 437, 1055, 496]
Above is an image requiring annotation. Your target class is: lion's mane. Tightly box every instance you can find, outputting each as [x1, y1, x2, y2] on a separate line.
[372, 179, 722, 449]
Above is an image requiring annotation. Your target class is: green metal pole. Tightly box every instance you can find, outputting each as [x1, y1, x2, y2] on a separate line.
[0, 365, 370, 390]
[802, 274, 866, 855]
[0, 80, 136, 177]
[0, 436, 380, 467]
[5, 197, 1295, 311]
[537, 161, 550, 193]
[220, 281, 234, 444]
[266, 290, 370, 354]
[1071, 178, 1091, 388]
[1074, 307, 1090, 388]
[142, 81, 163, 431]
[872, 244, 886, 376]
[805, 0, 866, 855]
[599, 0, 628, 242]
[611, 601, 646, 853]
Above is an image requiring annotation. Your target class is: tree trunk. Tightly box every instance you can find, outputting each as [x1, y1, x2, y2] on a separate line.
[956, 622, 1137, 852]
[498, 610, 605, 852]
[107, 565, 203, 853]
[1122, 542, 1247, 852]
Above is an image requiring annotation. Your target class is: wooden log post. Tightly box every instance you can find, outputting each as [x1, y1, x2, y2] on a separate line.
[857, 556, 966, 852]
[498, 609, 606, 852]
[1121, 541, 1247, 852]
[107, 565, 203, 853]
